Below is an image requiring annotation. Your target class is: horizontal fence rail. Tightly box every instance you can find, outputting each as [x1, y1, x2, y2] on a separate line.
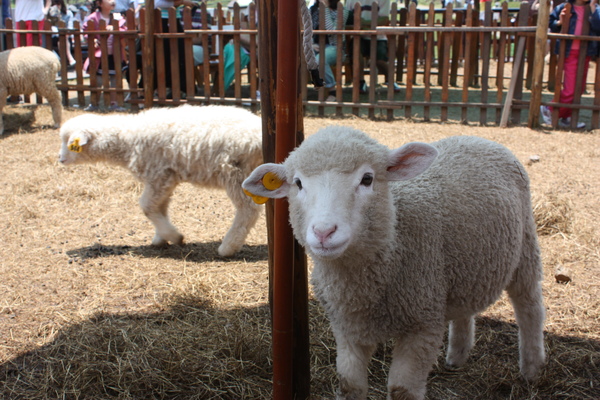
[2, 1, 599, 128]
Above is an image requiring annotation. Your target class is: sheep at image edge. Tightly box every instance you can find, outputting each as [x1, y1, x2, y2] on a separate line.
[243, 127, 546, 400]
[59, 104, 263, 257]
[0, 46, 62, 135]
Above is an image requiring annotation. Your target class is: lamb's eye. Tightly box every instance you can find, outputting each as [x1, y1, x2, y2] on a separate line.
[360, 173, 373, 186]
[294, 178, 303, 190]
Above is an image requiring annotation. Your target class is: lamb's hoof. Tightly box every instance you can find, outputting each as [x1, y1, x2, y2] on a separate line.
[151, 237, 168, 247]
[444, 362, 462, 371]
[388, 386, 421, 400]
[217, 242, 241, 257]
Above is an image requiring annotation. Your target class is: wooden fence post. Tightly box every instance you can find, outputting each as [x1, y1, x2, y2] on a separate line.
[143, 0, 155, 109]
[528, 0, 550, 128]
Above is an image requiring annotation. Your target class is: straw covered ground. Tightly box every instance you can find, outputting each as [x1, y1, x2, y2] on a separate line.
[0, 104, 598, 399]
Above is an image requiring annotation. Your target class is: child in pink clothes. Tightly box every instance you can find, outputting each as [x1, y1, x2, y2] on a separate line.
[542, 0, 600, 128]
[83, 0, 128, 111]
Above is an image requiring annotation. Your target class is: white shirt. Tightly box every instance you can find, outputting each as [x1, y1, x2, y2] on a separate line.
[15, 0, 45, 22]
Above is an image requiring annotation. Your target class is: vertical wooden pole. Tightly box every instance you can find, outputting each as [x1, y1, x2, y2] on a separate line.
[143, 0, 155, 109]
[528, 0, 550, 128]
[260, 0, 309, 398]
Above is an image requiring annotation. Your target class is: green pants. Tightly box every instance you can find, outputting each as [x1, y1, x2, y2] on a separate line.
[223, 42, 251, 91]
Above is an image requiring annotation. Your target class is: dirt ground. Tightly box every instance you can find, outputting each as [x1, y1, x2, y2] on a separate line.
[0, 104, 598, 399]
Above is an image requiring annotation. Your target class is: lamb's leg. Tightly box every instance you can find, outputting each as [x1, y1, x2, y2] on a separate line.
[445, 316, 475, 368]
[218, 178, 261, 257]
[387, 329, 444, 400]
[334, 335, 375, 400]
[506, 274, 546, 381]
[139, 174, 183, 246]
[0, 87, 6, 135]
[45, 88, 62, 129]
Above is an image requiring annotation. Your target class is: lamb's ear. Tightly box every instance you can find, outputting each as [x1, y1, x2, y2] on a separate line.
[386, 142, 438, 181]
[67, 131, 91, 152]
[243, 164, 290, 202]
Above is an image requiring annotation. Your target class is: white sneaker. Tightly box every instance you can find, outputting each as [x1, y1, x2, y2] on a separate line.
[558, 117, 585, 129]
[540, 105, 552, 125]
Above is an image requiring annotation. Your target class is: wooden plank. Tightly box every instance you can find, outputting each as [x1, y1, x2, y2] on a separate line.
[216, 4, 226, 100]
[500, 35, 526, 127]
[405, 2, 416, 118]
[387, 2, 398, 121]
[86, 20, 99, 107]
[182, 7, 196, 101]
[57, 20, 69, 106]
[424, 3, 434, 121]
[396, 8, 407, 84]
[125, 10, 140, 111]
[461, 6, 473, 122]
[495, 3, 508, 124]
[450, 10, 463, 87]
[318, 3, 326, 116]
[479, 0, 491, 125]
[368, 3, 378, 119]
[155, 9, 167, 102]
[441, 4, 452, 122]
[351, 2, 361, 116]
[98, 19, 111, 108]
[527, 0, 550, 128]
[71, 20, 86, 107]
[232, 4, 242, 105]
[248, 3, 258, 112]
[168, 8, 181, 102]
[550, 3, 570, 127]
[336, 2, 344, 117]
[510, 2, 529, 124]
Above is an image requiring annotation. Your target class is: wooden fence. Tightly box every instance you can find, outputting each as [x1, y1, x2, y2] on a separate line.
[2, 1, 599, 128]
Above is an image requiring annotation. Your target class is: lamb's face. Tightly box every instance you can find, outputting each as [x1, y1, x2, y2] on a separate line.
[242, 127, 439, 261]
[58, 119, 91, 165]
[286, 164, 379, 259]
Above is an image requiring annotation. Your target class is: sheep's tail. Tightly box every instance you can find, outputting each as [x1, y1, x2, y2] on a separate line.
[300, 0, 323, 87]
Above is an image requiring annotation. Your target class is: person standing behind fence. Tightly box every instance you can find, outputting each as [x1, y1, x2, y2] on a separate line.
[48, 0, 77, 68]
[154, 0, 204, 97]
[83, 0, 128, 111]
[311, 0, 350, 102]
[541, 0, 600, 128]
[221, 4, 258, 93]
[345, 0, 400, 93]
[14, 0, 51, 47]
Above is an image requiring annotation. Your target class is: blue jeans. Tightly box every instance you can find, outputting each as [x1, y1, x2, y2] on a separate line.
[315, 45, 344, 89]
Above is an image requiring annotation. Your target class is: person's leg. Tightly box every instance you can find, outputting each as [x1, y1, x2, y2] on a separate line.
[223, 43, 251, 91]
[558, 49, 580, 120]
[323, 45, 338, 89]
[193, 45, 204, 66]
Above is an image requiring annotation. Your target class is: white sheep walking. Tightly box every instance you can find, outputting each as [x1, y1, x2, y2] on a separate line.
[59, 105, 263, 257]
[243, 127, 546, 400]
[0, 46, 62, 135]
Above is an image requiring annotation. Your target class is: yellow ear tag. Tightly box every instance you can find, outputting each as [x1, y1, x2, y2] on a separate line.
[68, 138, 82, 153]
[243, 188, 269, 205]
[262, 172, 283, 190]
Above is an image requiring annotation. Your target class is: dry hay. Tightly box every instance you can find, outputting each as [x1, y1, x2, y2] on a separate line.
[0, 105, 599, 399]
[533, 192, 573, 236]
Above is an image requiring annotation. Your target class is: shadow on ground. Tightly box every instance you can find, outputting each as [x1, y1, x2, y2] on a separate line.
[1, 295, 598, 399]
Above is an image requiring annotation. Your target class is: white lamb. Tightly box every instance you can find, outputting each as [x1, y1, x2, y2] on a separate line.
[0, 46, 62, 135]
[59, 104, 263, 257]
[243, 127, 546, 400]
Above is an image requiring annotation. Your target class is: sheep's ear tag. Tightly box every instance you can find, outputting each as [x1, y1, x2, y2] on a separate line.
[69, 138, 82, 153]
[262, 171, 283, 190]
[243, 188, 269, 204]
[243, 172, 283, 204]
